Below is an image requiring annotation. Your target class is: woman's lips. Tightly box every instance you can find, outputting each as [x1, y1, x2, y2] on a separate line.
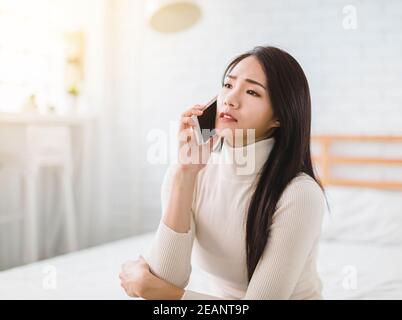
[219, 112, 238, 122]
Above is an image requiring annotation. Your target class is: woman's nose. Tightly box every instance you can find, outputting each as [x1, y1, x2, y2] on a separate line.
[224, 93, 240, 109]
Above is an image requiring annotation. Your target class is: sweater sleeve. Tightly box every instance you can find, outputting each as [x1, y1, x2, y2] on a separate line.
[180, 178, 325, 300]
[143, 164, 197, 288]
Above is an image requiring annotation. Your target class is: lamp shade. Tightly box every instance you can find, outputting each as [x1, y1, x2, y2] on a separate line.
[146, 0, 201, 33]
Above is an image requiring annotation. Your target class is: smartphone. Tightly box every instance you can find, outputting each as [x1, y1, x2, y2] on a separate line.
[191, 95, 218, 145]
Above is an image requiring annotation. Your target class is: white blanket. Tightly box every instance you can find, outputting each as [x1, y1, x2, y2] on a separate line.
[318, 241, 402, 299]
[1, 231, 402, 299]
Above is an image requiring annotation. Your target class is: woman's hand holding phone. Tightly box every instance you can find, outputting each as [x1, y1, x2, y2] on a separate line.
[177, 104, 219, 176]
[160, 105, 218, 237]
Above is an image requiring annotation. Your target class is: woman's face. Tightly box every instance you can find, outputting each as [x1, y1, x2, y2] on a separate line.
[216, 55, 279, 146]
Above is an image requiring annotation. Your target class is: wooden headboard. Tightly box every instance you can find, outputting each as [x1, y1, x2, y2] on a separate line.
[311, 135, 402, 190]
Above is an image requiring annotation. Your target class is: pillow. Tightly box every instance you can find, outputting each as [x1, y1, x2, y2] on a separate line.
[320, 186, 402, 246]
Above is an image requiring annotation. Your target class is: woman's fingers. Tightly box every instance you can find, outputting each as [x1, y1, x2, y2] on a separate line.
[178, 127, 193, 140]
[180, 108, 202, 126]
[178, 104, 206, 146]
[120, 271, 139, 298]
[181, 105, 204, 117]
[181, 116, 196, 127]
[120, 258, 149, 299]
[180, 111, 202, 130]
[178, 124, 195, 146]
[121, 281, 139, 298]
[122, 260, 138, 270]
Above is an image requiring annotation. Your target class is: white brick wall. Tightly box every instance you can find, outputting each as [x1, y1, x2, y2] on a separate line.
[107, 0, 402, 234]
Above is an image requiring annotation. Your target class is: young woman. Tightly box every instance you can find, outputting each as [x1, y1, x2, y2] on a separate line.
[119, 46, 328, 300]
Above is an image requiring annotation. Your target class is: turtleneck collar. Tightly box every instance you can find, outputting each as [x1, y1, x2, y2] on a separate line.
[216, 136, 275, 181]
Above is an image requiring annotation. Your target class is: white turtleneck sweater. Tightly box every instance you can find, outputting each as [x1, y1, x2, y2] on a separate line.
[144, 137, 326, 300]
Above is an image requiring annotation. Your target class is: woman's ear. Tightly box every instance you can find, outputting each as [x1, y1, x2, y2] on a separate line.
[270, 119, 280, 128]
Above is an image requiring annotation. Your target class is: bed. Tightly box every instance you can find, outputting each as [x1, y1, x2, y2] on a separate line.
[1, 135, 401, 300]
[314, 135, 402, 299]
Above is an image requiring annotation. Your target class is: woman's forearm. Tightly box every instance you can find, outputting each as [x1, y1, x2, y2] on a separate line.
[162, 166, 197, 233]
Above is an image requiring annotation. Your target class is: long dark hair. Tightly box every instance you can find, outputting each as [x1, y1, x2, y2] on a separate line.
[220, 46, 327, 282]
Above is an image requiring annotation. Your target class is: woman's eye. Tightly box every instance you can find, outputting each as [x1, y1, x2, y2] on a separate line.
[223, 83, 259, 97]
[247, 90, 259, 97]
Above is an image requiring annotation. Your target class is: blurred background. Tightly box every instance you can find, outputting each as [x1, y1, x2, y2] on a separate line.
[0, 0, 401, 276]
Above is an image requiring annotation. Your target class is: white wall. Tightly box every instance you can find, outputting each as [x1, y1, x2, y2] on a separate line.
[107, 0, 402, 233]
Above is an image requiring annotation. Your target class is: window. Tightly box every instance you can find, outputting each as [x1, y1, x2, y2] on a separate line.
[0, 0, 90, 113]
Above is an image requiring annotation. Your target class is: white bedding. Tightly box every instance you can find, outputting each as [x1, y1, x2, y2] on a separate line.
[1, 186, 401, 300]
[0, 233, 155, 300]
[0, 232, 216, 300]
[317, 185, 402, 299]
[1, 231, 402, 299]
[318, 241, 402, 299]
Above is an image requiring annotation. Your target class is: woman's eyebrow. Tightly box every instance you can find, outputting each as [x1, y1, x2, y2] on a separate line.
[226, 74, 266, 90]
